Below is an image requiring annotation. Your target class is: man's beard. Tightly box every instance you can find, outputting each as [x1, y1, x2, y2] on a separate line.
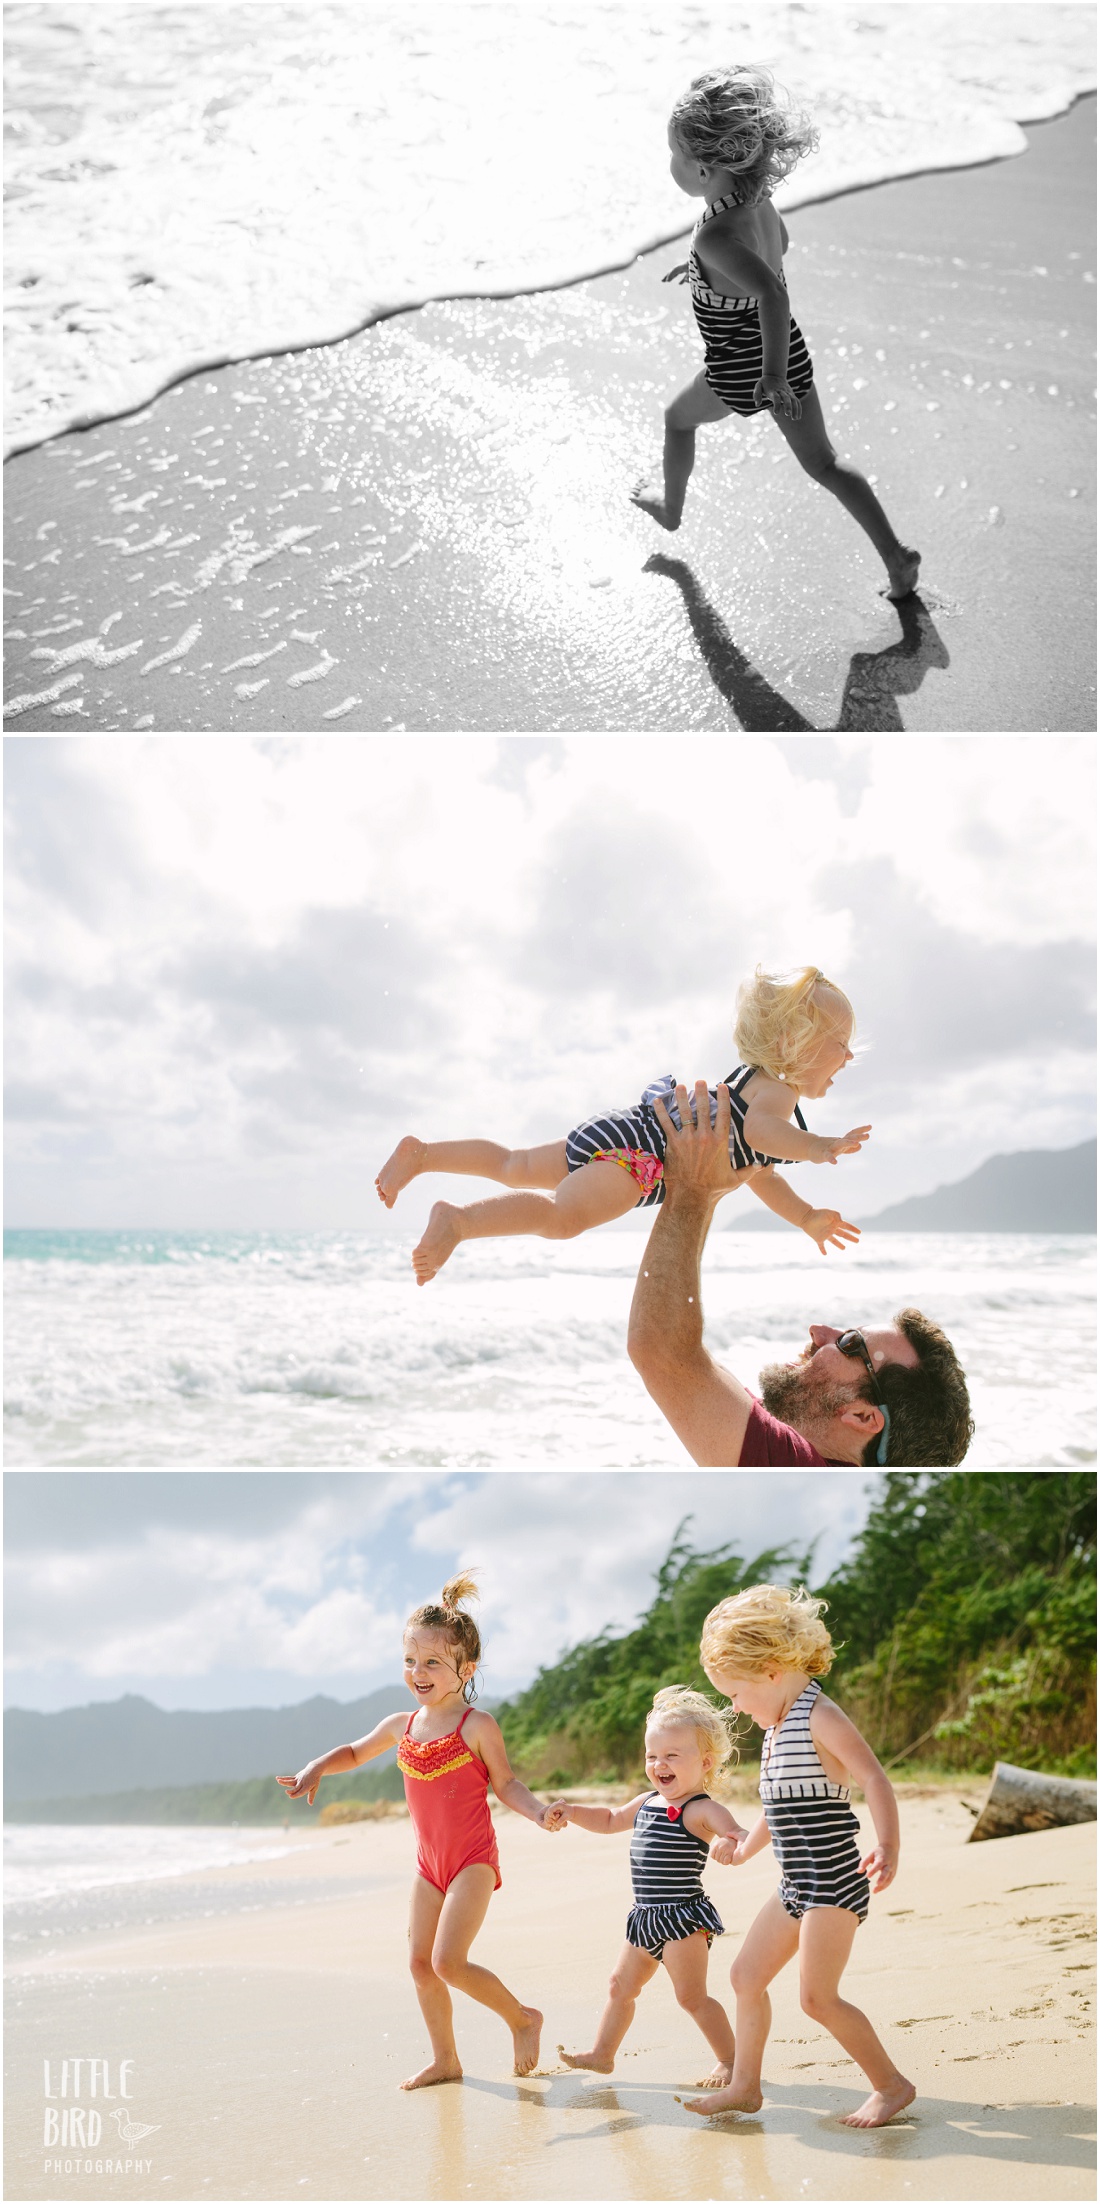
[759, 1356, 859, 1433]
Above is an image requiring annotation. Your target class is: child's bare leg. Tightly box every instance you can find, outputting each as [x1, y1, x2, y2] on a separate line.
[681, 1894, 798, 2116]
[772, 387, 920, 599]
[412, 1157, 640, 1285]
[404, 1875, 462, 2089]
[631, 370, 732, 530]
[559, 1942, 658, 2073]
[376, 1137, 568, 1208]
[798, 1908, 915, 2127]
[431, 1865, 543, 2076]
[662, 1930, 737, 2085]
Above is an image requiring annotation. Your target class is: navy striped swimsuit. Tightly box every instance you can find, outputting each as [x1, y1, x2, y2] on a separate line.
[689, 191, 814, 417]
[565, 1067, 808, 1208]
[626, 1792, 724, 1959]
[760, 1680, 869, 1923]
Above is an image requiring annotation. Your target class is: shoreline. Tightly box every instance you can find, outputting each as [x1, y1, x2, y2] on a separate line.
[3, 90, 1093, 468]
[4, 1795, 1094, 2201]
[4, 96, 1095, 733]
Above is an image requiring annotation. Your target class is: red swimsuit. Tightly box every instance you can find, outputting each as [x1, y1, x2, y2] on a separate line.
[396, 1707, 502, 1895]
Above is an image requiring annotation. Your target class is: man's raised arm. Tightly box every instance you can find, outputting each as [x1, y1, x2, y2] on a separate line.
[627, 1081, 760, 1466]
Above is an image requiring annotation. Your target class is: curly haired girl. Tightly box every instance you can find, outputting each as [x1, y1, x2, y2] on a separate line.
[376, 965, 869, 1283]
[683, 1584, 915, 2128]
[279, 1572, 561, 2090]
[551, 1688, 748, 2085]
[631, 64, 921, 602]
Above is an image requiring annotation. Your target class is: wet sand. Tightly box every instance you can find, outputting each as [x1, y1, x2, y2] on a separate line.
[4, 1791, 1094, 2200]
[4, 97, 1095, 734]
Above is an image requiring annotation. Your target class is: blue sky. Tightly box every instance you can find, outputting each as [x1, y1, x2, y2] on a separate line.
[5, 734, 1095, 1231]
[4, 1468, 877, 1712]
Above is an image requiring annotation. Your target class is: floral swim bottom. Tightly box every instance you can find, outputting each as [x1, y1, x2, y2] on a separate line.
[590, 1147, 665, 1201]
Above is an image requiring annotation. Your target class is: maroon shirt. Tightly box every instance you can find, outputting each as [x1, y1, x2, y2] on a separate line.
[737, 1396, 846, 1466]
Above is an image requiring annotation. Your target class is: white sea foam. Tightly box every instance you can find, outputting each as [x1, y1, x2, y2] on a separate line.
[5, 4, 1094, 454]
[3, 1824, 308, 1907]
[3, 1229, 1094, 1467]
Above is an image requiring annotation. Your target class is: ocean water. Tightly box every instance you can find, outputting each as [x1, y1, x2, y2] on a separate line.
[2, 1824, 390, 1956]
[5, 3, 1095, 455]
[4, 1228, 1094, 1467]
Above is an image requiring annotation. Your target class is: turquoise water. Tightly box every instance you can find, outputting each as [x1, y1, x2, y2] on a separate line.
[5, 1227, 1094, 1468]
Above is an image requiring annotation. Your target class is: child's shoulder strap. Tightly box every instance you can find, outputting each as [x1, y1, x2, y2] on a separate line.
[402, 1711, 417, 1735]
[793, 1102, 807, 1131]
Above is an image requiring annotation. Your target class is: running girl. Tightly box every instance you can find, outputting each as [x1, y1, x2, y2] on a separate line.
[278, 1572, 560, 2090]
[683, 1584, 915, 2128]
[376, 965, 869, 1284]
[552, 1689, 748, 2085]
[630, 65, 921, 602]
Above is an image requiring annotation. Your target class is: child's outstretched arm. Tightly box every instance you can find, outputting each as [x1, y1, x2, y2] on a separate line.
[277, 1712, 407, 1806]
[547, 1794, 649, 1835]
[743, 1076, 871, 1166]
[812, 1700, 900, 1893]
[681, 1796, 750, 1853]
[749, 1167, 861, 1256]
[466, 1711, 565, 1829]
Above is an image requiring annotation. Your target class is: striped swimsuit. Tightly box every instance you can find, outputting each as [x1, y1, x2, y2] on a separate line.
[565, 1067, 808, 1208]
[689, 190, 814, 417]
[626, 1792, 724, 1959]
[760, 1680, 869, 1923]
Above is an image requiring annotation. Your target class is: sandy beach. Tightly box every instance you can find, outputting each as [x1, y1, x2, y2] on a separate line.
[4, 97, 1095, 736]
[4, 1789, 1094, 2201]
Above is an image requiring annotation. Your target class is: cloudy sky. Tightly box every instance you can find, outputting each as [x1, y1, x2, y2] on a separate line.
[4, 1467, 877, 1712]
[5, 734, 1095, 1229]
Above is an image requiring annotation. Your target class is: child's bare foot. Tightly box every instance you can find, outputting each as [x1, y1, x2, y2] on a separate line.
[400, 2058, 462, 2090]
[375, 1135, 425, 1208]
[412, 1201, 461, 1284]
[512, 2007, 543, 2076]
[678, 2082, 764, 2116]
[881, 545, 921, 600]
[693, 2062, 734, 2089]
[557, 2044, 615, 2074]
[841, 2078, 916, 2127]
[630, 478, 683, 531]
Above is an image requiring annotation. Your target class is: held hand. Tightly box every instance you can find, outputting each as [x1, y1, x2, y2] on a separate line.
[651, 1082, 764, 1201]
[812, 1124, 872, 1165]
[662, 261, 690, 284]
[540, 1800, 570, 1831]
[801, 1208, 861, 1256]
[754, 373, 802, 421]
[709, 1835, 746, 1867]
[277, 1767, 320, 1806]
[859, 1843, 898, 1894]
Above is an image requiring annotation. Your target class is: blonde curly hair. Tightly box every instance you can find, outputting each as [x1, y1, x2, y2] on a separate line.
[669, 65, 818, 199]
[405, 1571, 482, 1701]
[648, 1686, 735, 1776]
[734, 965, 854, 1086]
[700, 1585, 836, 1679]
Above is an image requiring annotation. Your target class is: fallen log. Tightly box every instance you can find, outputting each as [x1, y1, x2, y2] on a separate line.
[967, 1761, 1097, 1842]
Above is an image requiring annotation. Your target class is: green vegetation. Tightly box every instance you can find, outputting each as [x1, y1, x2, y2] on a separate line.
[5, 1760, 405, 1826]
[496, 1473, 1096, 1786]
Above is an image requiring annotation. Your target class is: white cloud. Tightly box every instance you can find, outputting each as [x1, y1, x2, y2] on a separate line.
[5, 735, 1094, 1226]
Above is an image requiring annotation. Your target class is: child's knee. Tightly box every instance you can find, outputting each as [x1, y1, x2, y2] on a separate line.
[608, 1964, 636, 2002]
[433, 1949, 466, 1988]
[799, 1981, 835, 2022]
[501, 1149, 531, 1187]
[409, 1949, 435, 1986]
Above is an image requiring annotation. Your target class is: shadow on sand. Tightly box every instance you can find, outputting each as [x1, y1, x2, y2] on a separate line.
[644, 552, 950, 731]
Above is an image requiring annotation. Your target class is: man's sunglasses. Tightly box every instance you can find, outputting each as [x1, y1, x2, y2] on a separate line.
[836, 1329, 892, 1466]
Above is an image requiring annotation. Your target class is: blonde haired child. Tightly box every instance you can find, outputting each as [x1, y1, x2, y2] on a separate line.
[550, 1688, 748, 2086]
[682, 1584, 915, 2128]
[279, 1572, 561, 2091]
[631, 64, 921, 603]
[376, 965, 869, 1283]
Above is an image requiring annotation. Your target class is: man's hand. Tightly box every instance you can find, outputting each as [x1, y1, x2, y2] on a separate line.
[801, 1208, 861, 1256]
[652, 1081, 764, 1202]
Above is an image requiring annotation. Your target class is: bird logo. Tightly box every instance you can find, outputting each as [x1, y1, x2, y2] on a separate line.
[111, 2108, 161, 2147]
